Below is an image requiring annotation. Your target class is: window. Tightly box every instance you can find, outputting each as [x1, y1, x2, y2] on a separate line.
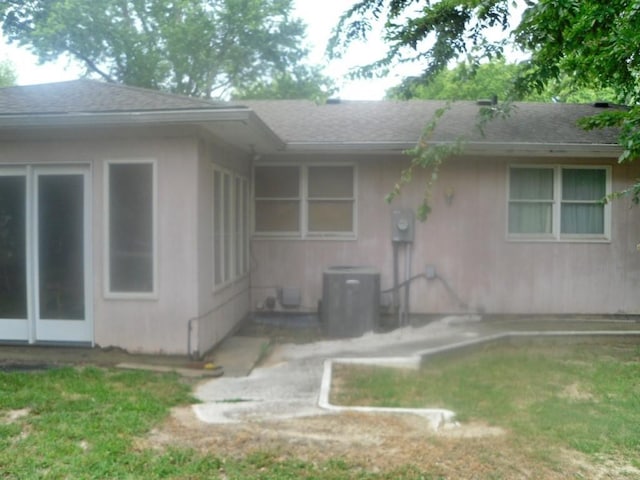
[106, 161, 155, 295]
[508, 165, 610, 240]
[213, 168, 249, 288]
[254, 164, 356, 237]
[254, 166, 300, 233]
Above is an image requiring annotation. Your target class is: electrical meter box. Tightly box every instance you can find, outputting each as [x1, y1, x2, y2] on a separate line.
[391, 208, 415, 243]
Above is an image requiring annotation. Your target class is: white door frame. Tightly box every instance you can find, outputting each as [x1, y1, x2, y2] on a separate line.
[0, 165, 93, 345]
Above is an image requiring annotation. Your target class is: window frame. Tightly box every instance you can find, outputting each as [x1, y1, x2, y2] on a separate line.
[507, 164, 612, 242]
[213, 166, 250, 291]
[253, 163, 357, 240]
[104, 159, 158, 299]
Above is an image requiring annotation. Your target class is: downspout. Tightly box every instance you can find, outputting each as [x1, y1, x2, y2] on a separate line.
[404, 243, 412, 326]
[187, 316, 199, 360]
[393, 242, 400, 322]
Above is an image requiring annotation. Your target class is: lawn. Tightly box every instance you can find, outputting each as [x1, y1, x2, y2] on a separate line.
[331, 340, 640, 469]
[0, 366, 430, 479]
[1, 341, 638, 479]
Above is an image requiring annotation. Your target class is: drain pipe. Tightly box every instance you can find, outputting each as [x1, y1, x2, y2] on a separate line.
[187, 316, 199, 360]
[381, 267, 469, 319]
[403, 243, 412, 326]
[186, 306, 217, 360]
[393, 242, 400, 317]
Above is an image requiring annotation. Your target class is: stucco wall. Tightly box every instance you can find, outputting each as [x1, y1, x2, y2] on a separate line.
[251, 154, 640, 316]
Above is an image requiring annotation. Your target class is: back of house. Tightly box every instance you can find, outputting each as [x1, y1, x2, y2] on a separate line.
[0, 80, 638, 355]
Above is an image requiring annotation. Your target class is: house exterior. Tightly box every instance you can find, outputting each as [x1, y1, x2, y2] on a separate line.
[0, 80, 638, 356]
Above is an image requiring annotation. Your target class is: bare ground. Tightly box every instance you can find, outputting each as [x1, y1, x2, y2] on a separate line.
[138, 406, 640, 479]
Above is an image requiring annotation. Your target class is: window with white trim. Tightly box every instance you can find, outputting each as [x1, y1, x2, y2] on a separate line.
[508, 165, 610, 240]
[254, 164, 355, 237]
[213, 168, 249, 288]
[106, 161, 155, 294]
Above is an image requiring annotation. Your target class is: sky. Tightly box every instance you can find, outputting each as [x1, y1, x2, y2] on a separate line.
[0, 0, 417, 100]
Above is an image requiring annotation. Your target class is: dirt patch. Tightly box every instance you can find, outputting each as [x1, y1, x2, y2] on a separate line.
[1, 408, 30, 424]
[0, 363, 57, 373]
[560, 382, 595, 402]
[137, 407, 630, 478]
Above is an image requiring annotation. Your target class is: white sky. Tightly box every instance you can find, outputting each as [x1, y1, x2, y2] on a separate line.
[0, 0, 420, 100]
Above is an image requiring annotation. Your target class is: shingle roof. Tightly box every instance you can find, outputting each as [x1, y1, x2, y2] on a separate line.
[0, 79, 230, 114]
[239, 99, 621, 146]
[0, 80, 622, 149]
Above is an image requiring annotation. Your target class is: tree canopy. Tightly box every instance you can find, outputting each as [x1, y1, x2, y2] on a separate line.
[0, 0, 334, 100]
[387, 58, 617, 103]
[0, 59, 16, 87]
[331, 0, 640, 204]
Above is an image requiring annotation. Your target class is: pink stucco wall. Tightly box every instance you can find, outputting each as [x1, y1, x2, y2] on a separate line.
[251, 154, 640, 316]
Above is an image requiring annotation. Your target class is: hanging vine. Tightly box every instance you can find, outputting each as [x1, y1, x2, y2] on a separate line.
[386, 101, 514, 221]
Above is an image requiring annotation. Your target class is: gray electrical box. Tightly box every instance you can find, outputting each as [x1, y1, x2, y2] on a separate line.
[321, 266, 380, 338]
[391, 209, 415, 243]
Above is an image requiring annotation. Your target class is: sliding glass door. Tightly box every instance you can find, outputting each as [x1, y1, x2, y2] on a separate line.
[0, 166, 92, 344]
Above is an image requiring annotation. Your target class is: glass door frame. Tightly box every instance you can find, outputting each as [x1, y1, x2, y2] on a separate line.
[0, 165, 93, 345]
[0, 167, 31, 341]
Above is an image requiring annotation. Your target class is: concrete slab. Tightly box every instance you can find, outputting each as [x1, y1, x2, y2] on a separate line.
[193, 315, 640, 427]
[116, 362, 224, 379]
[207, 336, 271, 377]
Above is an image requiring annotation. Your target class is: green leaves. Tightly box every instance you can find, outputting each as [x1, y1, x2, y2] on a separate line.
[0, 0, 332, 99]
[333, 0, 640, 218]
[329, 0, 513, 82]
[0, 59, 16, 87]
[386, 103, 465, 221]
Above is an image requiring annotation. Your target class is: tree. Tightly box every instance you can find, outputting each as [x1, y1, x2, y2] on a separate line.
[388, 58, 520, 101]
[232, 65, 336, 101]
[0, 59, 17, 87]
[331, 0, 640, 206]
[0, 0, 334, 99]
[387, 58, 617, 103]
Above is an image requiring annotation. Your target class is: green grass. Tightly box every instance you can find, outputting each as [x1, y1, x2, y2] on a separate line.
[0, 366, 436, 479]
[332, 341, 640, 465]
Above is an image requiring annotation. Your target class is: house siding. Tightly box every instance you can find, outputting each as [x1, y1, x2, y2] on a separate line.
[93, 136, 201, 353]
[194, 139, 252, 357]
[251, 154, 640, 317]
[0, 134, 202, 354]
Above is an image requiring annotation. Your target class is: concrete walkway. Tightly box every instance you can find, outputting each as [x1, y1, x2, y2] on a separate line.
[193, 315, 640, 427]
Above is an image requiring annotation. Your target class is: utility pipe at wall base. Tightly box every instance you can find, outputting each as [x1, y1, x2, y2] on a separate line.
[380, 270, 470, 321]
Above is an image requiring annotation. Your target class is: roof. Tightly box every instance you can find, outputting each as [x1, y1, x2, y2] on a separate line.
[0, 80, 623, 156]
[0, 80, 283, 152]
[0, 79, 228, 114]
[239, 100, 622, 153]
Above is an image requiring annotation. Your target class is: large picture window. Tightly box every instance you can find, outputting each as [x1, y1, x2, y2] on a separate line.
[254, 164, 356, 237]
[508, 165, 610, 240]
[106, 161, 155, 295]
[213, 168, 249, 288]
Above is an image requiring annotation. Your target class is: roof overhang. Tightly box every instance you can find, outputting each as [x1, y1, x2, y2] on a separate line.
[0, 108, 285, 153]
[273, 140, 622, 158]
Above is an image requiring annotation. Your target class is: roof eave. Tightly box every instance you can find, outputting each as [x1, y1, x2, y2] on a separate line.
[0, 109, 286, 152]
[279, 141, 622, 157]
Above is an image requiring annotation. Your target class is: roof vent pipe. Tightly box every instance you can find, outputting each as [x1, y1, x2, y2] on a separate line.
[477, 95, 498, 107]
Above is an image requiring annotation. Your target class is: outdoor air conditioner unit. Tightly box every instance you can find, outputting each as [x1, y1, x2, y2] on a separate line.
[321, 266, 380, 338]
